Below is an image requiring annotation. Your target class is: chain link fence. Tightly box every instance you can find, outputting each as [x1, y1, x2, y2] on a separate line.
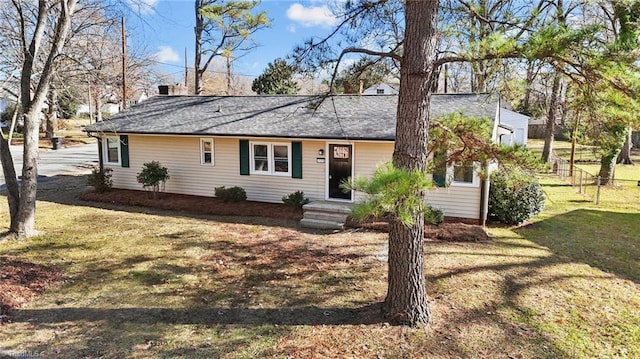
[549, 153, 603, 204]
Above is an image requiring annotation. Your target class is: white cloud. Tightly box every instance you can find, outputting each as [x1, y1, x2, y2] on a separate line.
[154, 46, 180, 63]
[286, 3, 337, 28]
[286, 24, 297, 33]
[126, 0, 158, 15]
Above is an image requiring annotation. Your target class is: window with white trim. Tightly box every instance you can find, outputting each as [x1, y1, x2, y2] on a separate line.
[250, 142, 290, 175]
[200, 138, 214, 165]
[103, 137, 120, 165]
[453, 162, 474, 183]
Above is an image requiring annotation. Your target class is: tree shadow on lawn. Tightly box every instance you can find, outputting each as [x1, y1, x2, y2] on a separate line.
[424, 238, 623, 359]
[12, 304, 384, 326]
[516, 209, 640, 284]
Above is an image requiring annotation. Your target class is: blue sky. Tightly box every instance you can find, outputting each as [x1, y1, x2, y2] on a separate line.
[125, 0, 339, 82]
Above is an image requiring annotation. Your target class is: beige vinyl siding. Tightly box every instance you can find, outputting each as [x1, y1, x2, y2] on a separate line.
[352, 142, 394, 202]
[107, 135, 481, 219]
[108, 135, 326, 203]
[426, 186, 481, 219]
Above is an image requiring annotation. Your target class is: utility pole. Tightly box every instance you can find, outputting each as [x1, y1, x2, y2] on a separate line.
[121, 17, 127, 110]
[184, 48, 188, 88]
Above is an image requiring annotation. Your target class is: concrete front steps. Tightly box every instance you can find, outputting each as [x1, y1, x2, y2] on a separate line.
[299, 201, 353, 230]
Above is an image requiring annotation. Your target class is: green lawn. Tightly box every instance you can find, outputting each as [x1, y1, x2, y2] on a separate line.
[0, 175, 638, 358]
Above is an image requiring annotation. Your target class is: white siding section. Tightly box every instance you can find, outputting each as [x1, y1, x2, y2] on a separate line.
[107, 135, 482, 219]
[499, 108, 529, 146]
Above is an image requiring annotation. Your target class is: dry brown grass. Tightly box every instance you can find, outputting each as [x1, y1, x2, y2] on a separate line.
[0, 174, 637, 358]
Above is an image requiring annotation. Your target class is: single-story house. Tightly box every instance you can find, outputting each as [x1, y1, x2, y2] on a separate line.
[85, 92, 512, 226]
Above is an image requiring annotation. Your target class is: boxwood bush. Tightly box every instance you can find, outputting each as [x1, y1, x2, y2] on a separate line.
[489, 169, 545, 225]
[214, 186, 247, 202]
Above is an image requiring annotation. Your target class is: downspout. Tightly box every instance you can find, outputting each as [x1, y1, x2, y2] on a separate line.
[479, 161, 488, 226]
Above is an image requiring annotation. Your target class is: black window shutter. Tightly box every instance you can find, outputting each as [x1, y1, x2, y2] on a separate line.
[120, 135, 130, 168]
[433, 149, 446, 187]
[291, 141, 302, 179]
[239, 139, 249, 175]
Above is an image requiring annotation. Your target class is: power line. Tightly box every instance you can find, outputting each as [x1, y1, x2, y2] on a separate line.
[130, 54, 260, 78]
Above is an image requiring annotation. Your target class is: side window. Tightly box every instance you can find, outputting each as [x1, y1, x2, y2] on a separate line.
[453, 162, 474, 183]
[104, 137, 120, 165]
[200, 138, 214, 165]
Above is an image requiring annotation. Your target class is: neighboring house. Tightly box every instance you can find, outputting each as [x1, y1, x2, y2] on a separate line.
[362, 83, 399, 95]
[76, 103, 120, 117]
[85, 93, 508, 224]
[498, 108, 529, 146]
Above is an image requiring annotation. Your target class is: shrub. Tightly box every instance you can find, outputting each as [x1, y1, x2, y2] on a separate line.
[489, 169, 545, 225]
[87, 167, 112, 193]
[214, 186, 247, 202]
[282, 190, 310, 207]
[424, 205, 444, 225]
[136, 161, 170, 199]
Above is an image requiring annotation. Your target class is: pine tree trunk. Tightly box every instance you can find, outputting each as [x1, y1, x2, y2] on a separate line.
[541, 74, 561, 162]
[616, 127, 633, 165]
[384, 0, 438, 327]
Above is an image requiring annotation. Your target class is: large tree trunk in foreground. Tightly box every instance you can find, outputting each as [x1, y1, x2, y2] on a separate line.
[384, 0, 438, 327]
[15, 110, 41, 237]
[9, 0, 78, 238]
[616, 127, 633, 165]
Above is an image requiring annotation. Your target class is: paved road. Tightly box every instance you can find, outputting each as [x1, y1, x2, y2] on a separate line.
[0, 143, 98, 185]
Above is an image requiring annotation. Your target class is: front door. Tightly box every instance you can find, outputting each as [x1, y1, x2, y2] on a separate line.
[328, 144, 353, 200]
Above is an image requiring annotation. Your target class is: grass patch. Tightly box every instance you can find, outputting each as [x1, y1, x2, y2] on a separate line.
[0, 174, 638, 358]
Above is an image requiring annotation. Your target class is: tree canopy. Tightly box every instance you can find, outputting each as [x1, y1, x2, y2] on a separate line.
[194, 0, 270, 95]
[251, 58, 299, 94]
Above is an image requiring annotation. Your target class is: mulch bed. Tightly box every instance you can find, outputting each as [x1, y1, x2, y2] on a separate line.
[0, 257, 64, 324]
[81, 189, 304, 221]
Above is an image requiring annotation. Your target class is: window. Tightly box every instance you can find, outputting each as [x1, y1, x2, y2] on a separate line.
[453, 162, 474, 183]
[200, 138, 214, 165]
[376, 88, 385, 94]
[250, 142, 290, 175]
[103, 137, 120, 165]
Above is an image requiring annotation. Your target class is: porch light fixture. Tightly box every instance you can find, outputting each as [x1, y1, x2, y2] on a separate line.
[318, 149, 325, 156]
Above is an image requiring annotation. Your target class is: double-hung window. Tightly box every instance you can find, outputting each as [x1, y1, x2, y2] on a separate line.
[250, 142, 290, 176]
[103, 137, 120, 165]
[200, 138, 214, 165]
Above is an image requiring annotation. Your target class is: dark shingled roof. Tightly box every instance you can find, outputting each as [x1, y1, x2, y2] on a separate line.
[85, 94, 497, 141]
